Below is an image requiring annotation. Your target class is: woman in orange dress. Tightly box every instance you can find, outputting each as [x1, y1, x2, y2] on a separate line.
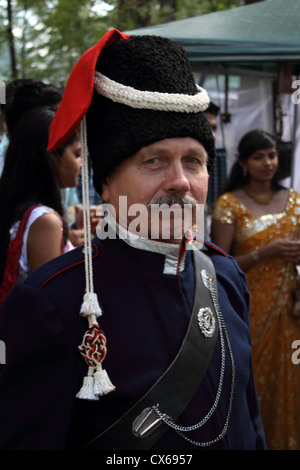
[211, 129, 300, 450]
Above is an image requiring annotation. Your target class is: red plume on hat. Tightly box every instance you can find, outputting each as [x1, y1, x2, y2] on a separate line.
[47, 29, 129, 152]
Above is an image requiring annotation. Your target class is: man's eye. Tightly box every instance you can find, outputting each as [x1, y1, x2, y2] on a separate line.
[186, 157, 203, 165]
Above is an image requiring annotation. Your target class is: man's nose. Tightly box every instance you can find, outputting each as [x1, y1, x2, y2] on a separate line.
[163, 163, 190, 193]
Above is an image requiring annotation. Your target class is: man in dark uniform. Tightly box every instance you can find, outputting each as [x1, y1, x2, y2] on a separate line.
[0, 30, 266, 450]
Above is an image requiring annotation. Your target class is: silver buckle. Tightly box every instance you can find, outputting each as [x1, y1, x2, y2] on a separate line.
[132, 406, 161, 438]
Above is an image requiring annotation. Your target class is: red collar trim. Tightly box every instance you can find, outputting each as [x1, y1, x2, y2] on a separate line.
[39, 243, 99, 290]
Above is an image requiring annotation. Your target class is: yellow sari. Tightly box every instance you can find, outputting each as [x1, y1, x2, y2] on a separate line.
[212, 189, 300, 450]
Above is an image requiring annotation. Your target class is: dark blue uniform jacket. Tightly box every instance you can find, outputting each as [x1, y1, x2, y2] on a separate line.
[0, 235, 266, 450]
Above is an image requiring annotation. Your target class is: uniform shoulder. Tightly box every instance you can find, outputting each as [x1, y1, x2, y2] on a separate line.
[202, 240, 248, 291]
[201, 240, 242, 277]
[202, 240, 229, 258]
[24, 241, 99, 290]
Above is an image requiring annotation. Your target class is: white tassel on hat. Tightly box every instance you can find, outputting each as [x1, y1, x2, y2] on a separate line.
[76, 117, 115, 400]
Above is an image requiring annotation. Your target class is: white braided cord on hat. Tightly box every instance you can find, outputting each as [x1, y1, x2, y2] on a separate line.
[94, 71, 210, 112]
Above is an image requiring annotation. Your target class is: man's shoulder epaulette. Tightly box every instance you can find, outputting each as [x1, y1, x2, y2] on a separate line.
[192, 236, 229, 259]
[202, 240, 229, 258]
[25, 242, 99, 291]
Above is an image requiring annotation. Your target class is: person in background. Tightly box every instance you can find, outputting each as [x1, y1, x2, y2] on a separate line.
[0, 118, 9, 177]
[0, 80, 30, 176]
[1, 78, 86, 246]
[211, 129, 300, 450]
[0, 31, 265, 450]
[4, 78, 63, 138]
[204, 100, 221, 240]
[0, 105, 81, 303]
[205, 101, 220, 141]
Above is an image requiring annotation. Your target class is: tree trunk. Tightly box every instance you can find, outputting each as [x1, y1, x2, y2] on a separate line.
[7, 0, 18, 79]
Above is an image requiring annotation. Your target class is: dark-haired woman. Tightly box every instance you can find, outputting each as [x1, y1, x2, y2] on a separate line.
[211, 129, 300, 450]
[0, 105, 81, 301]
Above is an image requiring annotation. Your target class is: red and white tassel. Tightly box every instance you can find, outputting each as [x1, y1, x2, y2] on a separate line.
[76, 298, 115, 400]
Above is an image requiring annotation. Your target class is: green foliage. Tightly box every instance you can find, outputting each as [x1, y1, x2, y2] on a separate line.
[105, 0, 243, 29]
[23, 0, 109, 84]
[196, 0, 243, 13]
[1, 0, 109, 83]
[0, 0, 244, 84]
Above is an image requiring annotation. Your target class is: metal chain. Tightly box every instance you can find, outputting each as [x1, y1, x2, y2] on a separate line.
[151, 275, 236, 447]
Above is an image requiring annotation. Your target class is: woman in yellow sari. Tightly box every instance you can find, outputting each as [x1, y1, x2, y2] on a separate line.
[211, 129, 300, 450]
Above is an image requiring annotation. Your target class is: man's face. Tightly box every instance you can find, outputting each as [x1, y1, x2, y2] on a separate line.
[101, 137, 209, 242]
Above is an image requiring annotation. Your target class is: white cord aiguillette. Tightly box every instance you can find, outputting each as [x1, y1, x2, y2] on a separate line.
[76, 116, 115, 401]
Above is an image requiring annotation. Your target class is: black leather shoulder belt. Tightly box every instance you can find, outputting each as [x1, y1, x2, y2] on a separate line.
[82, 249, 219, 450]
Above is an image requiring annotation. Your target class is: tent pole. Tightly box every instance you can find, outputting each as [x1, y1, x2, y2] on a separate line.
[290, 98, 298, 188]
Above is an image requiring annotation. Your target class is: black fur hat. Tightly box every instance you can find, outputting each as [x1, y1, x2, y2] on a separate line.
[86, 35, 215, 194]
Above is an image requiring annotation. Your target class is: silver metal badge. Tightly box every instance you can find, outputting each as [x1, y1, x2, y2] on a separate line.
[198, 307, 215, 337]
[201, 269, 213, 290]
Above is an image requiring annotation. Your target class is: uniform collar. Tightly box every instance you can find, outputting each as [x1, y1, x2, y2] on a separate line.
[103, 210, 203, 275]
